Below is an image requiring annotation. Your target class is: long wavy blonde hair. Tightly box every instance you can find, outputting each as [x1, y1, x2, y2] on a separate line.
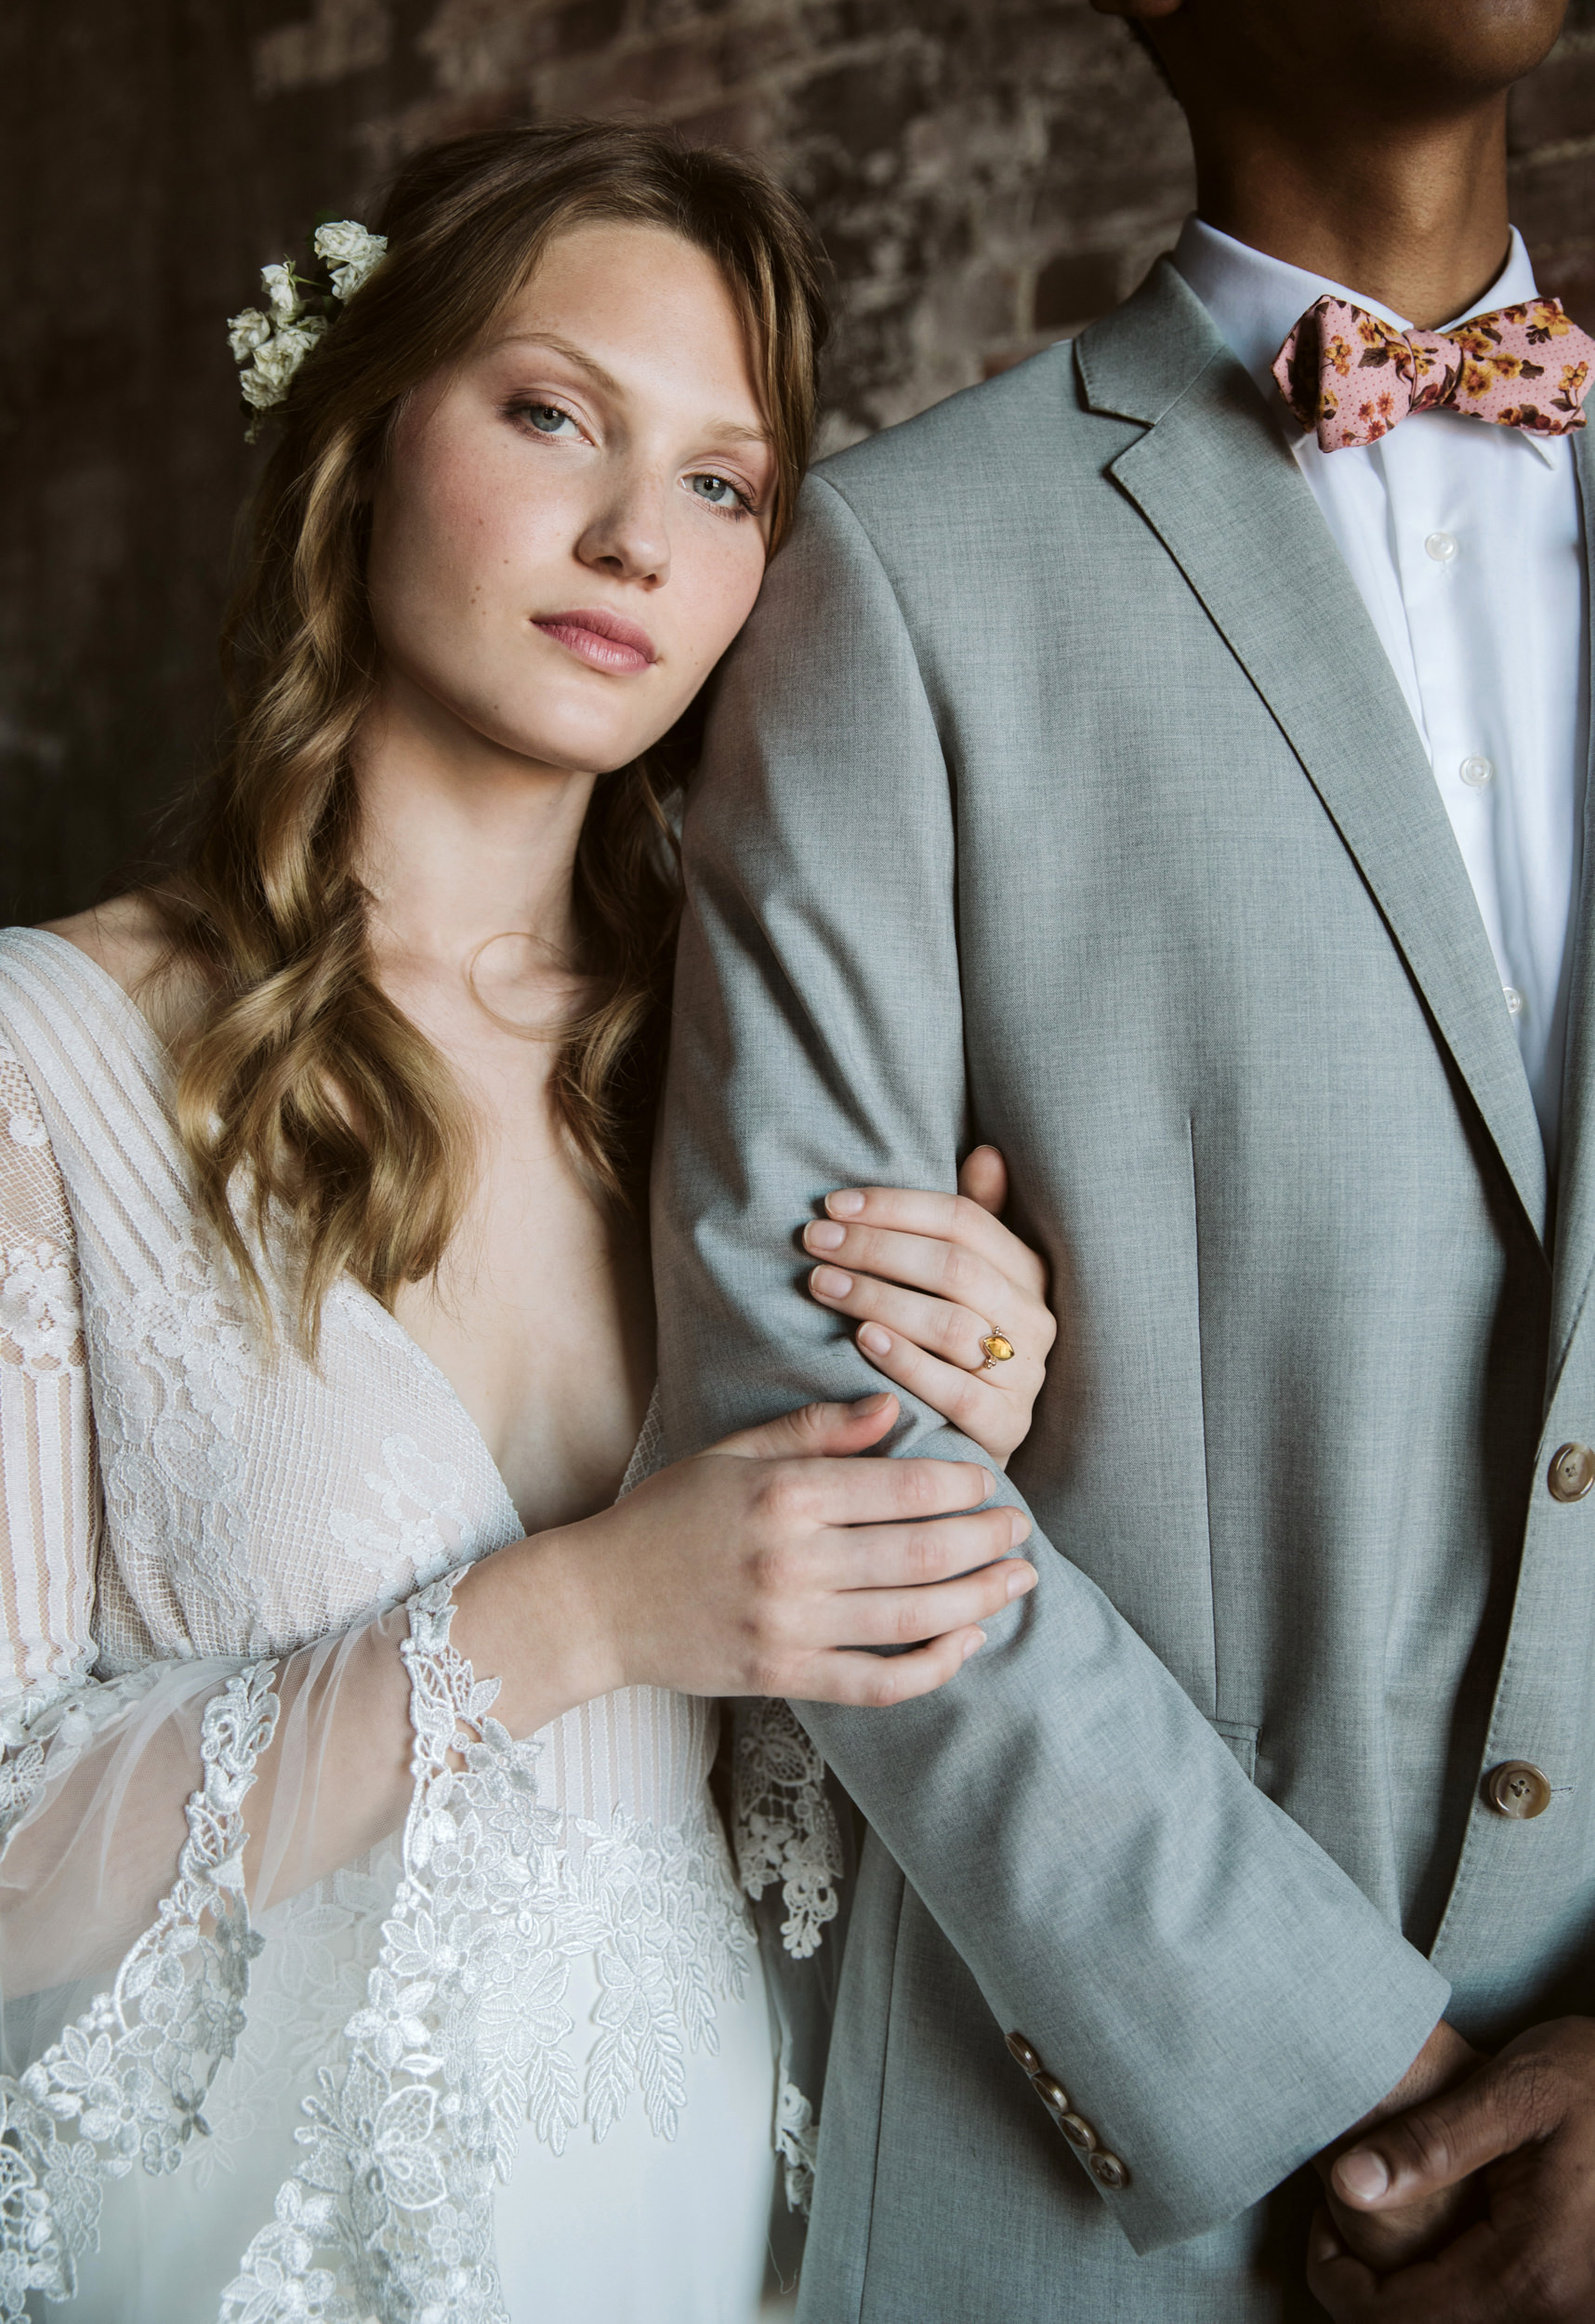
[152, 123, 827, 1350]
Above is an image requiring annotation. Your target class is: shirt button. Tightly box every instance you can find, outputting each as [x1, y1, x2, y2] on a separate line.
[1459, 754, 1495, 788]
[1484, 1761, 1553, 1819]
[1425, 530, 1460, 563]
[1503, 985, 1524, 1018]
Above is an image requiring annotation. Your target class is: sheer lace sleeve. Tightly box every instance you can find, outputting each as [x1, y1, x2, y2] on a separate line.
[0, 1046, 481, 2309]
[0, 1033, 98, 1718]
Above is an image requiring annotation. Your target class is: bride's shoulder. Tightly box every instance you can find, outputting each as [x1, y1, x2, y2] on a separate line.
[36, 892, 205, 1044]
[39, 892, 165, 994]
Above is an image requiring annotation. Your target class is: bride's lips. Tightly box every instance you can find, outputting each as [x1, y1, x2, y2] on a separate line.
[532, 607, 658, 674]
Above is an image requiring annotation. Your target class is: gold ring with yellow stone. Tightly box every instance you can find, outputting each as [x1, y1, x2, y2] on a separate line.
[977, 1327, 1015, 1377]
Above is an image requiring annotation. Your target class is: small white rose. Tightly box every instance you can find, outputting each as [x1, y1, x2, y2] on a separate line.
[244, 317, 328, 405]
[314, 222, 389, 303]
[327, 245, 387, 300]
[227, 308, 272, 363]
[312, 218, 380, 266]
[239, 362, 284, 414]
[260, 261, 301, 324]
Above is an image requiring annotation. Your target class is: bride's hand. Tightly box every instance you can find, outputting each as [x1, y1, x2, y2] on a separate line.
[480, 1394, 1036, 1727]
[802, 1145, 1054, 1467]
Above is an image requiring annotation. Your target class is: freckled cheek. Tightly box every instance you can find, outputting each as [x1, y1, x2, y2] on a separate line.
[667, 536, 768, 682]
[395, 456, 582, 620]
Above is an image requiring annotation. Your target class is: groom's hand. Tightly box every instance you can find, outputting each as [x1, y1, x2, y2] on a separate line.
[1307, 2017, 1595, 2320]
[1312, 2019, 1482, 2271]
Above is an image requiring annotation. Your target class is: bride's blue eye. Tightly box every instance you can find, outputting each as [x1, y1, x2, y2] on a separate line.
[689, 472, 748, 511]
[521, 403, 579, 436]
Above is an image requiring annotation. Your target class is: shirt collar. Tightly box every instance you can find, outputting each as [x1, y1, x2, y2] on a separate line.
[1169, 217, 1553, 464]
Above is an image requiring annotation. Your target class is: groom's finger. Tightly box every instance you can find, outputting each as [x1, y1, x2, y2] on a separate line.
[1332, 2056, 1529, 2212]
[1304, 2206, 1385, 2318]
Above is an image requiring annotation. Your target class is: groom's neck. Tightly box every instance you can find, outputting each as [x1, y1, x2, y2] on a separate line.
[1186, 95, 1511, 327]
[1119, 0, 1567, 327]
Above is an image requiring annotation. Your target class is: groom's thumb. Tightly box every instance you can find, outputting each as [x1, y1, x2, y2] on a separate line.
[1333, 2062, 1517, 2210]
[710, 1392, 901, 1462]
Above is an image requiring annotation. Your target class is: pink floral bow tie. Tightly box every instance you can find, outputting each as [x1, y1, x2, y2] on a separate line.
[1272, 294, 1595, 452]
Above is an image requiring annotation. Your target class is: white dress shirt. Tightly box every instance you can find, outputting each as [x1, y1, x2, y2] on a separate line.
[1173, 216, 1589, 1169]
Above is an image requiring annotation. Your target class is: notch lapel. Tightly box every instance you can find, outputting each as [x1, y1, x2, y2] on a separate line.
[1545, 427, 1595, 1369]
[1077, 264, 1549, 1248]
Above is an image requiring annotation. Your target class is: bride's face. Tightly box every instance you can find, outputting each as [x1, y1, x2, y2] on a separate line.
[365, 219, 777, 776]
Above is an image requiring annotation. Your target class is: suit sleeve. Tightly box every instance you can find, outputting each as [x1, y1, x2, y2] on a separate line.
[653, 470, 1450, 2252]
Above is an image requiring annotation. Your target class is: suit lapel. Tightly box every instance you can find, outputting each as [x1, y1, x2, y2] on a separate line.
[1077, 264, 1549, 1248]
[1545, 429, 1595, 1367]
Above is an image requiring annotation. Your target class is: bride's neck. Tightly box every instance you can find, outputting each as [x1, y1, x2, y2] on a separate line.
[353, 673, 596, 992]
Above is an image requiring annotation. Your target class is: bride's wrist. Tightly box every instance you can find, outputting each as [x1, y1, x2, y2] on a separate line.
[450, 1520, 626, 1736]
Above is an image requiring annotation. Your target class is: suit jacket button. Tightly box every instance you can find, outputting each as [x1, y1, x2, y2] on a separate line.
[1006, 2031, 1041, 2076]
[1059, 2113, 1098, 2152]
[1032, 2073, 1069, 2116]
[1485, 1761, 1553, 1818]
[1089, 2151, 1129, 2190]
[1549, 1443, 1595, 1501]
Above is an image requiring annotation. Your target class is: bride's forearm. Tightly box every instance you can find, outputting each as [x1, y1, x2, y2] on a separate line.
[0, 1529, 619, 1993]
[247, 1523, 621, 1908]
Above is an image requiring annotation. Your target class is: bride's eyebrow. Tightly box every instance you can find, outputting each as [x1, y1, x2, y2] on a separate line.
[488, 329, 772, 449]
[489, 330, 626, 396]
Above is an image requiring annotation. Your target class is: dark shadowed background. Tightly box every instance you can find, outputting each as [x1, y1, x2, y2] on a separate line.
[5, 0, 1595, 924]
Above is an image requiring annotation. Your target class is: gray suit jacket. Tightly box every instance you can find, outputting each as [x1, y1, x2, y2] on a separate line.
[654, 259, 1595, 2319]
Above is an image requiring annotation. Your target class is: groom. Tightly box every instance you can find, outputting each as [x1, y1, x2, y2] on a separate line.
[656, 1, 1595, 2315]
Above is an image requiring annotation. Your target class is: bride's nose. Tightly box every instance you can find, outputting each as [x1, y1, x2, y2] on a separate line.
[574, 469, 671, 588]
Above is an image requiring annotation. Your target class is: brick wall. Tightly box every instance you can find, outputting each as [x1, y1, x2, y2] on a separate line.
[2, 0, 1591, 919]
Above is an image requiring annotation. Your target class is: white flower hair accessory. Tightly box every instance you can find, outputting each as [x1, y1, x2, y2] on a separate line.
[227, 218, 388, 441]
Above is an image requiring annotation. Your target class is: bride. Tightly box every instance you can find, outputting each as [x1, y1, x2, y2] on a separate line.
[0, 122, 1056, 2322]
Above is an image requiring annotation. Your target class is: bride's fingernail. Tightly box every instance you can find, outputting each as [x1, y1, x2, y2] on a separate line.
[850, 1391, 893, 1415]
[962, 1631, 986, 1659]
[1007, 1565, 1036, 1600]
[827, 1190, 865, 1218]
[858, 1323, 892, 1357]
[811, 1266, 853, 1298]
[806, 1220, 847, 1251]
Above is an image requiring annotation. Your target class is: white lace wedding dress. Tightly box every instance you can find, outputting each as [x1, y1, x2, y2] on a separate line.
[0, 928, 838, 2324]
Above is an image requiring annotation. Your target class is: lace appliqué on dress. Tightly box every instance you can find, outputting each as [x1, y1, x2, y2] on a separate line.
[774, 2075, 819, 2216]
[0, 1662, 280, 2316]
[732, 1697, 843, 1961]
[225, 1576, 751, 2324]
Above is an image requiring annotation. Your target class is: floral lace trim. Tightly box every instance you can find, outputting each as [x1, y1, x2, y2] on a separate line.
[225, 1575, 751, 2324]
[732, 1697, 843, 1959]
[0, 1665, 158, 1842]
[0, 1661, 280, 2316]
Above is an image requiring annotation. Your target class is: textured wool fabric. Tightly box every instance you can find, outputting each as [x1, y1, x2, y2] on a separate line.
[654, 258, 1595, 2319]
[1273, 292, 1595, 450]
